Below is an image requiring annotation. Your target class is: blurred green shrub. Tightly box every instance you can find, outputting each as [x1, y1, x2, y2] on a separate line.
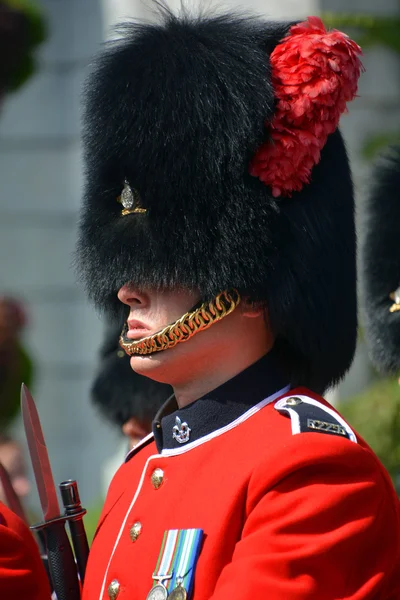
[0, 0, 46, 95]
[322, 9, 400, 159]
[339, 378, 400, 492]
[84, 501, 104, 545]
[322, 12, 400, 54]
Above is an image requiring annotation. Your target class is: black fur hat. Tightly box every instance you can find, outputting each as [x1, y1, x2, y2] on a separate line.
[77, 8, 358, 393]
[363, 146, 400, 374]
[91, 320, 172, 428]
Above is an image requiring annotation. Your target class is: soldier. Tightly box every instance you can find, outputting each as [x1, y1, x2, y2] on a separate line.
[0, 501, 51, 598]
[77, 8, 400, 600]
[363, 145, 400, 377]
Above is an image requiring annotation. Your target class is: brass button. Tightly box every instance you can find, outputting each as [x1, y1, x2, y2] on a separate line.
[285, 397, 302, 406]
[108, 579, 120, 600]
[151, 468, 164, 489]
[130, 521, 142, 542]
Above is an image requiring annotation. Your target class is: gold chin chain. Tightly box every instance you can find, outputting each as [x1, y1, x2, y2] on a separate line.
[119, 289, 241, 356]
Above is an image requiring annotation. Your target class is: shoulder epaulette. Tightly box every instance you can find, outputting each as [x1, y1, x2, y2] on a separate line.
[274, 395, 357, 443]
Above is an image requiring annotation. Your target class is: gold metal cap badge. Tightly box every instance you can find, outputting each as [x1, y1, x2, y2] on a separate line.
[117, 178, 147, 216]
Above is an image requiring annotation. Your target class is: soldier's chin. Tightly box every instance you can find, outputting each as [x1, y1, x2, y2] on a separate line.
[128, 348, 177, 380]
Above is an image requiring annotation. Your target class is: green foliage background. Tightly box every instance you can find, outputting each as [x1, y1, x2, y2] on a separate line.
[1, 0, 46, 92]
[322, 9, 400, 158]
[84, 503, 103, 544]
[338, 379, 400, 492]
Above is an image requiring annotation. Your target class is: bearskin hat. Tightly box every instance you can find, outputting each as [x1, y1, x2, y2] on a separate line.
[363, 145, 400, 374]
[91, 320, 172, 428]
[77, 7, 362, 393]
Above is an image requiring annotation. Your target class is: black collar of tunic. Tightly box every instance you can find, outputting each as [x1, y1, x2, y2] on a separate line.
[152, 346, 290, 453]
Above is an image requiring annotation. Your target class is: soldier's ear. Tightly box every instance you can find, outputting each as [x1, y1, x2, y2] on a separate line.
[241, 298, 266, 318]
[122, 417, 149, 440]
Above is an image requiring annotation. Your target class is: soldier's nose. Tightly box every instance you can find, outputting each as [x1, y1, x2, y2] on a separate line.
[117, 284, 147, 307]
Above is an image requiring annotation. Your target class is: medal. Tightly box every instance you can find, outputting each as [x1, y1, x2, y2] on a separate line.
[147, 529, 204, 600]
[169, 580, 188, 600]
[146, 583, 168, 600]
[146, 575, 172, 600]
[169, 587, 187, 600]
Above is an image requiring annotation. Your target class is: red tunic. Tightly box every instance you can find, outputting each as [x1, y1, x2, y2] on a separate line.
[0, 501, 51, 599]
[83, 386, 400, 600]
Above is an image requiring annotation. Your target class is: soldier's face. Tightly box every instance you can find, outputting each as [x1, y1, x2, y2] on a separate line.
[118, 285, 201, 343]
[117, 284, 203, 380]
[117, 284, 270, 388]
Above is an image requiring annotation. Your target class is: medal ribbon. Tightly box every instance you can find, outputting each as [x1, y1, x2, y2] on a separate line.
[152, 529, 203, 596]
[152, 529, 178, 585]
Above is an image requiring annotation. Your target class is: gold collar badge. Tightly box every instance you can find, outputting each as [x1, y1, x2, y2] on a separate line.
[117, 178, 147, 216]
[389, 286, 400, 313]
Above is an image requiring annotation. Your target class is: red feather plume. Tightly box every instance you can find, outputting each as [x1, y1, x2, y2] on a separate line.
[249, 16, 363, 198]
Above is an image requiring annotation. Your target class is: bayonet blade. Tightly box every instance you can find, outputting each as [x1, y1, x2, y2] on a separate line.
[21, 384, 61, 521]
[0, 462, 28, 523]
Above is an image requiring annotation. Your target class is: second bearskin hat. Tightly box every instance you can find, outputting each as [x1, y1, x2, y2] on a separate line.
[91, 320, 172, 428]
[363, 146, 400, 374]
[77, 7, 363, 393]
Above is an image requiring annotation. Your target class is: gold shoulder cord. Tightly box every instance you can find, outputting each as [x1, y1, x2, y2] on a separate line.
[119, 289, 241, 356]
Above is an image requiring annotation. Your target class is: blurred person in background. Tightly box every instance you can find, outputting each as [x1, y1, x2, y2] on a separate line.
[363, 145, 400, 381]
[91, 320, 172, 450]
[85, 320, 172, 541]
[0, 435, 50, 598]
[0, 433, 30, 505]
[359, 145, 400, 491]
[0, 297, 44, 596]
[0, 500, 51, 599]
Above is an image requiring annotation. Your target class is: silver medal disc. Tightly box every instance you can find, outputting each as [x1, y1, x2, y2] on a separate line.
[146, 584, 168, 600]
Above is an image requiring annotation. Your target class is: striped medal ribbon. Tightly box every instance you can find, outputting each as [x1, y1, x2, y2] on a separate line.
[146, 529, 204, 600]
